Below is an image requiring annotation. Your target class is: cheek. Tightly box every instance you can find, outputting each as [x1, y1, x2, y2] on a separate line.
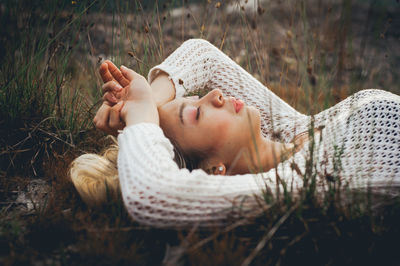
[208, 116, 233, 146]
[215, 121, 230, 135]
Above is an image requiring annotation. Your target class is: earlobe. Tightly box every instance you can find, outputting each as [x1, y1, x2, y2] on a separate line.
[202, 159, 227, 175]
[211, 163, 226, 175]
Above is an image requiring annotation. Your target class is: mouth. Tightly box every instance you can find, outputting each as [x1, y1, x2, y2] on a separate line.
[231, 97, 244, 113]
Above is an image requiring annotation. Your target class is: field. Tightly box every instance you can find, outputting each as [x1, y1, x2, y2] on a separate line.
[1, 0, 400, 265]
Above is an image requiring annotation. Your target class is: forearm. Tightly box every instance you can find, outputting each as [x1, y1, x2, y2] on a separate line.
[147, 39, 216, 98]
[119, 66, 160, 128]
[148, 39, 308, 141]
[117, 124, 306, 228]
[123, 101, 159, 127]
[150, 72, 175, 107]
[117, 124, 266, 227]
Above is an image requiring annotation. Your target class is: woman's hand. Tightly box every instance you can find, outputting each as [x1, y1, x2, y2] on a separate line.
[93, 101, 125, 136]
[99, 60, 130, 105]
[100, 60, 175, 108]
[95, 60, 163, 135]
[119, 66, 159, 126]
[93, 65, 159, 134]
[93, 61, 128, 136]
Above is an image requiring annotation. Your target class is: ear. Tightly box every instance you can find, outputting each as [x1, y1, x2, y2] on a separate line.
[209, 162, 226, 175]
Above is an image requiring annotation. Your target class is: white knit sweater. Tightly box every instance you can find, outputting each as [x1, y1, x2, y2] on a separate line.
[117, 39, 400, 228]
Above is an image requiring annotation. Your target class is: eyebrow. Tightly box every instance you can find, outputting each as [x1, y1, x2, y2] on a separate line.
[179, 102, 186, 125]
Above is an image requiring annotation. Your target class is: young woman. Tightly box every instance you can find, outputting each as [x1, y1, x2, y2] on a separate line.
[70, 39, 400, 228]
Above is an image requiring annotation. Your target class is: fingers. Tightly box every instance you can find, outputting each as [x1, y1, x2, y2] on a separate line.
[99, 62, 114, 83]
[102, 81, 127, 105]
[93, 102, 125, 136]
[93, 102, 112, 133]
[102, 80, 122, 93]
[99, 60, 130, 87]
[121, 65, 142, 81]
[109, 101, 125, 131]
[101, 80, 122, 94]
[106, 61, 130, 86]
[103, 92, 118, 105]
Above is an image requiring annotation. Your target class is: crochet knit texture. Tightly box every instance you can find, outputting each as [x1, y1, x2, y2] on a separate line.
[117, 39, 400, 228]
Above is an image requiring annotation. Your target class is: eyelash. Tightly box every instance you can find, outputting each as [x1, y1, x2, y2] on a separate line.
[196, 106, 200, 120]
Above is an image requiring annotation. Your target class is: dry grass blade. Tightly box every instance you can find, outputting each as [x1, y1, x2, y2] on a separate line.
[37, 128, 75, 148]
[279, 231, 308, 257]
[188, 205, 270, 252]
[241, 203, 299, 266]
[162, 224, 199, 266]
[0, 149, 31, 156]
[188, 218, 249, 252]
[6, 117, 55, 150]
[126, 52, 151, 68]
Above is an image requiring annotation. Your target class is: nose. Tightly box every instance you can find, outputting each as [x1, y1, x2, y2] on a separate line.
[205, 89, 224, 107]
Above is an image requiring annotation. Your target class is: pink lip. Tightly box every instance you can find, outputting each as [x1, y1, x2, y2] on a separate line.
[231, 97, 244, 113]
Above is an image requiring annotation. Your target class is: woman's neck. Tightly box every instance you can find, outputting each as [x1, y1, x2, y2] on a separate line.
[251, 135, 294, 173]
[229, 134, 294, 174]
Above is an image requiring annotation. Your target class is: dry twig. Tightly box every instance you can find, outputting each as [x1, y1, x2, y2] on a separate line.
[241, 202, 299, 266]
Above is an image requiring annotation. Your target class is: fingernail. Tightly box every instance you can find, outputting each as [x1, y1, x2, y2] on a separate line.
[121, 65, 126, 70]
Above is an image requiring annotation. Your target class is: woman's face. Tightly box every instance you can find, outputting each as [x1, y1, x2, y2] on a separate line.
[158, 89, 261, 168]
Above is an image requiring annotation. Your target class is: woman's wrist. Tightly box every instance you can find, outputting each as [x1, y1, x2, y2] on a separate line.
[115, 66, 160, 127]
[121, 100, 159, 127]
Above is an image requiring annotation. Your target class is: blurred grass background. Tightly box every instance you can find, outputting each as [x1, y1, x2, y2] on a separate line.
[0, 0, 399, 265]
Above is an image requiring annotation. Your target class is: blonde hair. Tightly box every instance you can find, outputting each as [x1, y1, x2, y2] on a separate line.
[69, 143, 120, 208]
[69, 137, 202, 208]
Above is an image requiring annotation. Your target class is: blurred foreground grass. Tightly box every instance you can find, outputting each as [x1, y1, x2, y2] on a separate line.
[0, 0, 399, 265]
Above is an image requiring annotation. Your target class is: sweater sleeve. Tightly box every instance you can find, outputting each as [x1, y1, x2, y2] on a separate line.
[117, 123, 304, 228]
[148, 39, 308, 142]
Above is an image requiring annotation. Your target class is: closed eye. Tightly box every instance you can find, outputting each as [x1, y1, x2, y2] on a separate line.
[196, 106, 200, 120]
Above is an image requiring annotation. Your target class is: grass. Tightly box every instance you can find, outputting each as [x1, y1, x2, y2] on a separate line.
[0, 0, 101, 177]
[0, 0, 399, 265]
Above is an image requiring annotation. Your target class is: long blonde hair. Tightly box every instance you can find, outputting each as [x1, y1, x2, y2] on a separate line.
[69, 137, 199, 208]
[70, 142, 120, 208]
